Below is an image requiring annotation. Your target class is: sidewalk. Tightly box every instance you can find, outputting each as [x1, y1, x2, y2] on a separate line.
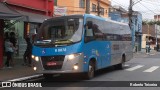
[0, 56, 36, 81]
[133, 49, 159, 58]
[0, 50, 160, 82]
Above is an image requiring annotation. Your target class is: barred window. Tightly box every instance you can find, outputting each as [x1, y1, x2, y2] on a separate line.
[92, 4, 96, 12]
[100, 7, 104, 15]
[79, 0, 85, 8]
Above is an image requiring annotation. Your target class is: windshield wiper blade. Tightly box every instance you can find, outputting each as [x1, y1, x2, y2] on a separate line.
[36, 40, 51, 44]
[55, 39, 73, 44]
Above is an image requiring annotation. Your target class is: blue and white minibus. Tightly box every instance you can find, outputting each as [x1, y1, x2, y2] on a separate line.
[32, 14, 133, 79]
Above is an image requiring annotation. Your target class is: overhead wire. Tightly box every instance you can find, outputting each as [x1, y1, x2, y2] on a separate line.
[111, 0, 160, 20]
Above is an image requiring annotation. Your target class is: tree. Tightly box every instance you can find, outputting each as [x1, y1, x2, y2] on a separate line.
[142, 20, 160, 25]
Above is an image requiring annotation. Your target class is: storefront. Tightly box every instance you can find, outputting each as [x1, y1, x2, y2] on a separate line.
[0, 2, 24, 68]
[0, 1, 53, 68]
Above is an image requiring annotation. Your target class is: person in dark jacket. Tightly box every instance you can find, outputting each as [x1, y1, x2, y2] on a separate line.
[23, 37, 32, 67]
[9, 32, 17, 47]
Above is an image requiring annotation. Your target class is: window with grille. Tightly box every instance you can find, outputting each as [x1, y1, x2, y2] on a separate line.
[79, 0, 85, 8]
[100, 7, 104, 15]
[92, 4, 96, 12]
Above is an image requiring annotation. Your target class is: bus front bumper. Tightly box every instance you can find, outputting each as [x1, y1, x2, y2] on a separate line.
[32, 53, 87, 74]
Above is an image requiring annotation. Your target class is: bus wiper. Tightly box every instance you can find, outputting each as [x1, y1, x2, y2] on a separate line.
[55, 39, 73, 44]
[36, 40, 51, 44]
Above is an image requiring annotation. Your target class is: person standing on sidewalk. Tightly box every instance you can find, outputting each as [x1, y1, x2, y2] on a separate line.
[23, 37, 32, 67]
[9, 32, 17, 47]
[146, 42, 150, 54]
[4, 38, 14, 68]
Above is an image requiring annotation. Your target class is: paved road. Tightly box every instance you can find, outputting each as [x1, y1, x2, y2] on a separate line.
[2, 53, 160, 90]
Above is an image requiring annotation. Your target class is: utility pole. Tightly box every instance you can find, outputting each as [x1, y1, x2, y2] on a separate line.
[97, 0, 100, 16]
[129, 0, 133, 29]
[156, 15, 158, 51]
[86, 0, 90, 14]
[129, 0, 134, 50]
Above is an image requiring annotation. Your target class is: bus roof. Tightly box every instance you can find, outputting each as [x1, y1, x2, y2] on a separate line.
[44, 14, 129, 26]
[84, 14, 129, 26]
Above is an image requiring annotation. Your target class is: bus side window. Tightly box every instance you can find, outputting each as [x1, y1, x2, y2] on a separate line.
[85, 21, 95, 42]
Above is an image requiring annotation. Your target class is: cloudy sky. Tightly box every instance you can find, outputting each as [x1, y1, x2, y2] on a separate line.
[111, 0, 160, 20]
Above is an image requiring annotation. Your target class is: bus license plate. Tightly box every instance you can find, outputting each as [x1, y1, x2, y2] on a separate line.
[47, 62, 57, 66]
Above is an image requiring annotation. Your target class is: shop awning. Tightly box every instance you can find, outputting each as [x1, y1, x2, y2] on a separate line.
[16, 10, 52, 23]
[0, 3, 23, 20]
[0, 2, 51, 23]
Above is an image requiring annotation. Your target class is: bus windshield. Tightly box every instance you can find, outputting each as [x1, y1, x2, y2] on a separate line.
[35, 18, 83, 46]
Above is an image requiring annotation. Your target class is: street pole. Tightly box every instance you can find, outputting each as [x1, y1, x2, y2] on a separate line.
[86, 0, 90, 14]
[129, 0, 133, 28]
[156, 15, 158, 51]
[147, 23, 150, 53]
[147, 24, 150, 38]
[97, 0, 100, 16]
[129, 0, 134, 50]
[156, 24, 158, 50]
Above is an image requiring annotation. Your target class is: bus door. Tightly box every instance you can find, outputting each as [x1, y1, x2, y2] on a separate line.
[84, 21, 102, 69]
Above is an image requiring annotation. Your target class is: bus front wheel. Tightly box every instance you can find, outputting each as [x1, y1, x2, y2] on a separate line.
[85, 61, 95, 79]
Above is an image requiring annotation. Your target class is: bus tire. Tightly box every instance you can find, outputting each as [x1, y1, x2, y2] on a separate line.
[115, 55, 125, 70]
[85, 61, 95, 80]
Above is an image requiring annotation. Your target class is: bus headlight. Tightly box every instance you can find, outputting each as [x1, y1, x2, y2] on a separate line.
[68, 54, 75, 60]
[73, 65, 79, 70]
[32, 55, 39, 62]
[35, 56, 39, 62]
[68, 53, 82, 60]
[33, 67, 37, 71]
[32, 55, 35, 59]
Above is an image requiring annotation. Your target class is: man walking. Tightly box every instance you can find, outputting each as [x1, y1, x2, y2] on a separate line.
[23, 37, 32, 67]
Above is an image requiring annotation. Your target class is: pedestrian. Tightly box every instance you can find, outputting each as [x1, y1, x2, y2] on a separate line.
[23, 37, 32, 67]
[9, 32, 17, 47]
[9, 32, 17, 55]
[4, 32, 9, 56]
[4, 38, 15, 68]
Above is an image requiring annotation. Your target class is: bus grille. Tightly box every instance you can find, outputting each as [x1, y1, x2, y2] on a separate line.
[41, 55, 65, 70]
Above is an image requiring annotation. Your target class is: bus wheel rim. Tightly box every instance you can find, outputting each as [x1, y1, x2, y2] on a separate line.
[89, 65, 94, 78]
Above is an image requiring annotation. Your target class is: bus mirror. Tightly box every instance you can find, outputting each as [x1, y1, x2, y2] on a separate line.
[86, 21, 93, 29]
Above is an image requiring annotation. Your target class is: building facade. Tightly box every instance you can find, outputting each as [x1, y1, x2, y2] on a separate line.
[1, 0, 53, 16]
[54, 0, 110, 18]
[109, 6, 127, 22]
[142, 24, 160, 49]
[132, 11, 142, 51]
